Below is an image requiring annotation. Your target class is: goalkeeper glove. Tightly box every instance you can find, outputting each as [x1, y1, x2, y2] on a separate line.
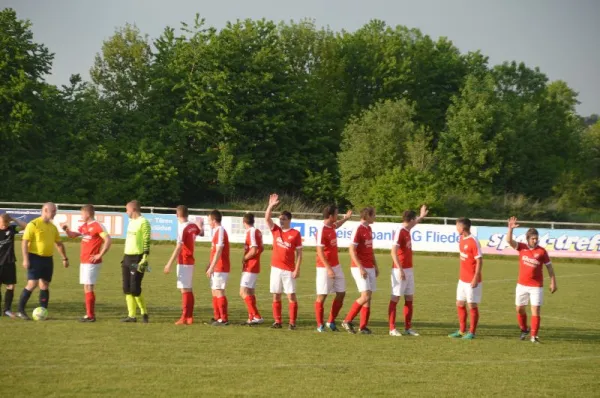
[137, 254, 149, 273]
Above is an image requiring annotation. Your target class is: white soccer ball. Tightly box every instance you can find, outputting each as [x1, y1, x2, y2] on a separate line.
[32, 307, 48, 321]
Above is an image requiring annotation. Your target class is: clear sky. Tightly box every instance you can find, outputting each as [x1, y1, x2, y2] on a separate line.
[2, 0, 598, 115]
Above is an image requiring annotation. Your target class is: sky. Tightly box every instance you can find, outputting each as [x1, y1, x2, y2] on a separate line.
[2, 0, 599, 115]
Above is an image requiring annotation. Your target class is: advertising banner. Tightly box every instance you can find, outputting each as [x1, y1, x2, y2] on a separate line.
[477, 226, 600, 259]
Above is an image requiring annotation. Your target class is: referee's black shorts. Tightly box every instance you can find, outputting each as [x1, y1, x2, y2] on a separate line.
[27, 254, 54, 282]
[121, 254, 145, 296]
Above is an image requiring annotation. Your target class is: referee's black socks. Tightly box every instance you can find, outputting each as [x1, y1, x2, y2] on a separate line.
[18, 288, 32, 313]
[39, 289, 49, 309]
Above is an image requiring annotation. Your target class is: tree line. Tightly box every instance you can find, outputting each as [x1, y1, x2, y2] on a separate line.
[1, 9, 599, 221]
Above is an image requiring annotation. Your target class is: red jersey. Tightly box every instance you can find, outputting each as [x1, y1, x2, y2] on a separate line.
[316, 223, 339, 268]
[393, 226, 413, 269]
[350, 223, 375, 268]
[177, 221, 202, 265]
[459, 235, 482, 283]
[516, 243, 551, 287]
[78, 221, 108, 264]
[210, 225, 230, 272]
[270, 224, 302, 271]
[243, 227, 263, 273]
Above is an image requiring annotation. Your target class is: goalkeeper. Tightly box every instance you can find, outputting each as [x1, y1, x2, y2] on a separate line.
[121, 200, 152, 323]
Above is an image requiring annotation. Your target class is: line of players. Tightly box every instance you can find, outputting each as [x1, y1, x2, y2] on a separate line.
[0, 197, 557, 342]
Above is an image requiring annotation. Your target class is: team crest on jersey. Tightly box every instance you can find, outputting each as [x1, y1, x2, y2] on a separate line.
[534, 253, 540, 259]
[463, 245, 468, 250]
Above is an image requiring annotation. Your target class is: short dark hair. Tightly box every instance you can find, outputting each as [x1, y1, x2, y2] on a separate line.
[323, 205, 338, 219]
[176, 205, 189, 218]
[81, 204, 95, 218]
[0, 213, 10, 224]
[243, 213, 255, 226]
[209, 209, 222, 223]
[526, 228, 539, 240]
[456, 217, 471, 230]
[360, 207, 375, 219]
[280, 210, 292, 221]
[402, 210, 416, 223]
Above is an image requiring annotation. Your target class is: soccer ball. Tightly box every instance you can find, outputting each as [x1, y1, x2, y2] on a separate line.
[32, 307, 48, 321]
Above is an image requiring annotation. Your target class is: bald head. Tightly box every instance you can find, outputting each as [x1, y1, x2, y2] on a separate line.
[126, 200, 141, 219]
[42, 202, 57, 222]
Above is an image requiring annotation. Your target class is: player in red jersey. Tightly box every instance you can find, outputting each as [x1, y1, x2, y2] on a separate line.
[164, 205, 204, 325]
[265, 194, 303, 330]
[206, 209, 231, 326]
[341, 207, 379, 335]
[506, 217, 557, 343]
[240, 213, 264, 325]
[314, 205, 352, 332]
[62, 204, 112, 322]
[388, 205, 428, 337]
[449, 217, 483, 339]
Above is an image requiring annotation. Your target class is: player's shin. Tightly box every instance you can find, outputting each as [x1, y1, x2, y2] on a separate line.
[315, 300, 324, 326]
[359, 306, 371, 330]
[18, 288, 32, 313]
[39, 289, 49, 309]
[404, 300, 413, 330]
[457, 305, 467, 333]
[126, 294, 136, 318]
[531, 315, 540, 337]
[134, 294, 148, 315]
[4, 288, 14, 312]
[469, 307, 479, 334]
[345, 301, 363, 322]
[289, 301, 298, 325]
[328, 297, 343, 323]
[272, 300, 282, 324]
[388, 300, 398, 330]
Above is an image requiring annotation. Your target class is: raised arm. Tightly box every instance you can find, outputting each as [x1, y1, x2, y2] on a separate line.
[265, 194, 279, 230]
[334, 210, 353, 229]
[61, 223, 82, 239]
[411, 205, 429, 229]
[506, 217, 519, 249]
[10, 216, 27, 231]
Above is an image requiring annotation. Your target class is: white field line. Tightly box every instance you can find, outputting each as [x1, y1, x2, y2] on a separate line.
[8, 355, 600, 370]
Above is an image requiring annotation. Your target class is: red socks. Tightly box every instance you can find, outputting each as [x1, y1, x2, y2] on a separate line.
[85, 292, 95, 319]
[469, 307, 479, 334]
[518, 313, 528, 331]
[328, 298, 343, 323]
[181, 292, 194, 319]
[531, 315, 540, 337]
[289, 302, 298, 325]
[217, 296, 228, 322]
[404, 301, 413, 330]
[244, 296, 254, 319]
[359, 306, 371, 330]
[212, 296, 219, 320]
[457, 305, 467, 333]
[315, 301, 324, 326]
[251, 295, 261, 319]
[273, 301, 282, 324]
[388, 300, 398, 330]
[345, 301, 363, 322]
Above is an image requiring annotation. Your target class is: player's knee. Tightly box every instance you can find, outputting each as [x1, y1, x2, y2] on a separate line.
[288, 293, 297, 302]
[390, 295, 400, 303]
[405, 295, 413, 302]
[468, 303, 478, 309]
[273, 294, 281, 302]
[456, 301, 465, 307]
[336, 292, 345, 300]
[6, 284, 14, 290]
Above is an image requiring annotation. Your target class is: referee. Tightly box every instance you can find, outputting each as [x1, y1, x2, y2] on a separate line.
[17, 203, 69, 320]
[121, 200, 151, 323]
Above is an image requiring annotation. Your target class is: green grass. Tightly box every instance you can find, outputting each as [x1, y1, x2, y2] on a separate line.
[3, 242, 600, 397]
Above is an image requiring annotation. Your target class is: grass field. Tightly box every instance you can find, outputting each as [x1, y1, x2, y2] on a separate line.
[3, 242, 600, 397]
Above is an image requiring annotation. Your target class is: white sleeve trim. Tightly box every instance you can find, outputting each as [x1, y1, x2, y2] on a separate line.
[249, 227, 258, 248]
[215, 226, 225, 247]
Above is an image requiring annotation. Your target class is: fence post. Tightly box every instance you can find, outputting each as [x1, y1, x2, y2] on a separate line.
[551, 222, 554, 229]
[444, 217, 447, 225]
